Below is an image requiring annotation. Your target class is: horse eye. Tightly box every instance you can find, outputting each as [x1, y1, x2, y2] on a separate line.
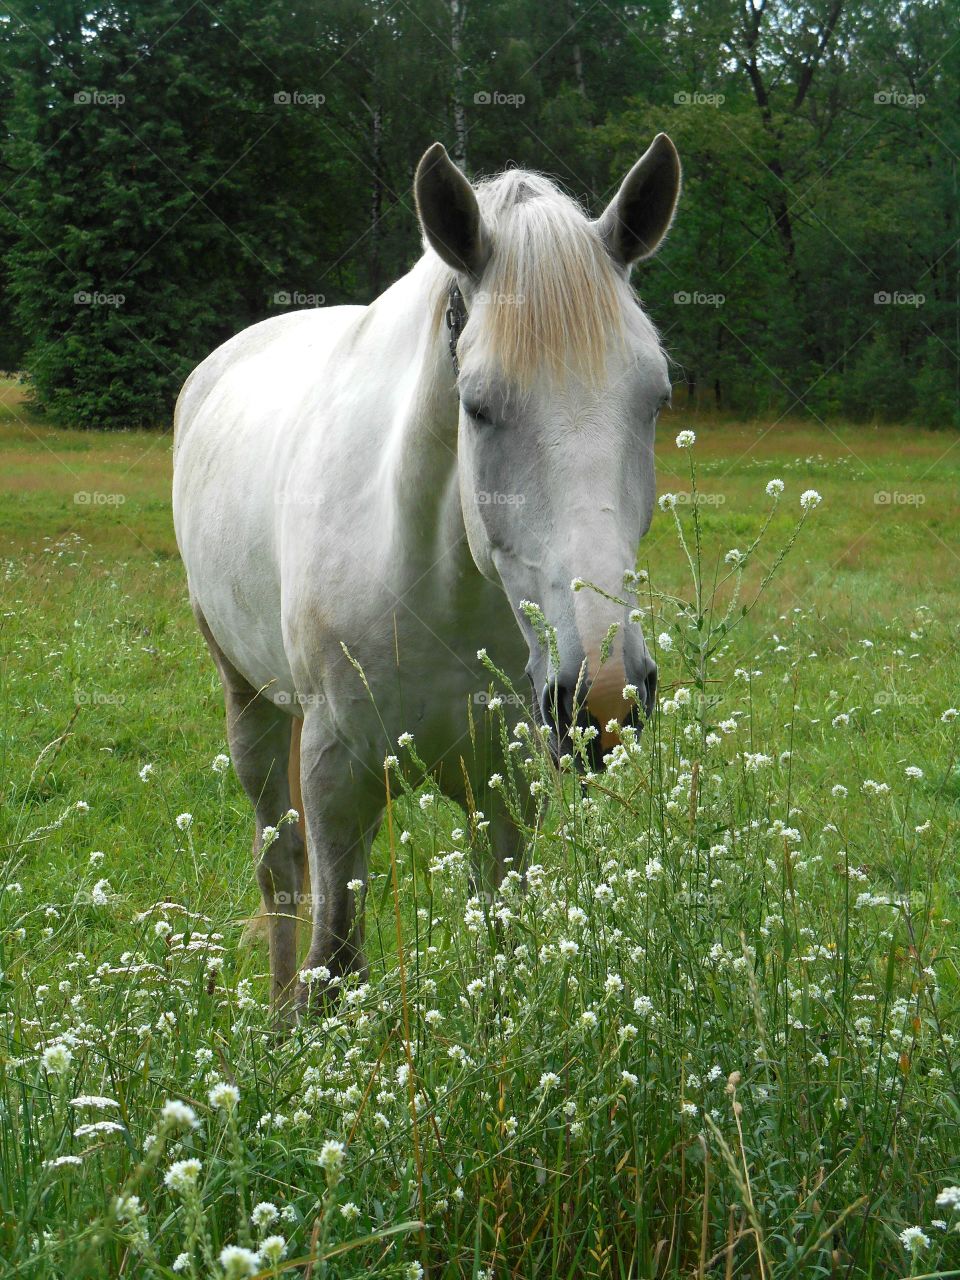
[466, 404, 492, 426]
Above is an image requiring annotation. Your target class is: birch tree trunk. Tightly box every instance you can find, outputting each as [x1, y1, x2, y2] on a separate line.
[450, 0, 468, 170]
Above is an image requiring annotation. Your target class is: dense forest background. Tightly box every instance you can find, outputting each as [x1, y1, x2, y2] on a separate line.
[0, 0, 955, 428]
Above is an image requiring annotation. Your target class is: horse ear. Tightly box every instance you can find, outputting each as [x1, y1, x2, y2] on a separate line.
[415, 142, 490, 278]
[594, 133, 681, 267]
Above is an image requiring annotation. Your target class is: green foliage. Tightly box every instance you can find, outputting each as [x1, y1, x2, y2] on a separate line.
[0, 0, 956, 427]
[2, 422, 960, 1276]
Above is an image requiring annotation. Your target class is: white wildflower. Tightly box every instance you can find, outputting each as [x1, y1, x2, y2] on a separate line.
[899, 1226, 929, 1252]
[161, 1099, 199, 1129]
[41, 1044, 73, 1075]
[70, 1095, 120, 1110]
[91, 878, 112, 906]
[74, 1120, 125, 1137]
[43, 1155, 83, 1170]
[317, 1139, 346, 1183]
[259, 1236, 286, 1265]
[208, 1082, 240, 1112]
[218, 1245, 260, 1278]
[743, 752, 772, 772]
[164, 1159, 202, 1195]
[251, 1201, 279, 1230]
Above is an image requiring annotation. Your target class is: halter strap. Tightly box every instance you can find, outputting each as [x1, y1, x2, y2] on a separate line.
[444, 282, 468, 379]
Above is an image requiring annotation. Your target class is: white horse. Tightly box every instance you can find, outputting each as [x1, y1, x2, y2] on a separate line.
[172, 135, 680, 1014]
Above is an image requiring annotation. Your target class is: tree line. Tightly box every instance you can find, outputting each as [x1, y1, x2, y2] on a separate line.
[0, 0, 955, 428]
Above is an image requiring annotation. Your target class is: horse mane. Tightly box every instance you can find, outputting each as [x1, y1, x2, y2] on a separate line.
[425, 167, 658, 387]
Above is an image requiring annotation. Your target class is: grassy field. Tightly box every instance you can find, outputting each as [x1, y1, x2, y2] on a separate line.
[1, 377, 959, 1279]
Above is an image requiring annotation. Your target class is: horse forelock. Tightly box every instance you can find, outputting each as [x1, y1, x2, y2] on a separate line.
[425, 168, 660, 388]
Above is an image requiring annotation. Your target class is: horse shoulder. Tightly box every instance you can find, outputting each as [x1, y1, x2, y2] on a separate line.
[174, 307, 367, 451]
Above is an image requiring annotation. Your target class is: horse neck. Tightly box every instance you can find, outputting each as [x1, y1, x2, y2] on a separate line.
[373, 259, 469, 548]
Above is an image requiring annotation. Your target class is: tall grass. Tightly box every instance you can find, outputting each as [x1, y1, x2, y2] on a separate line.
[1, 429, 959, 1278]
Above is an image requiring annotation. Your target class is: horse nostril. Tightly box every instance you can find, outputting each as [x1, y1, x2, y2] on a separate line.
[642, 662, 658, 718]
[540, 680, 575, 740]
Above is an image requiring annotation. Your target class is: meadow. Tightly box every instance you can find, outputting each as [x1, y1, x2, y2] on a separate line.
[1, 377, 959, 1279]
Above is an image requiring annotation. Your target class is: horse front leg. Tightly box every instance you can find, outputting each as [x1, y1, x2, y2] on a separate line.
[295, 714, 383, 1009]
[196, 606, 306, 1021]
[233, 714, 305, 1015]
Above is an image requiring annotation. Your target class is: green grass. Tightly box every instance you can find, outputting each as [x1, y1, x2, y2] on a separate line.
[1, 382, 959, 1279]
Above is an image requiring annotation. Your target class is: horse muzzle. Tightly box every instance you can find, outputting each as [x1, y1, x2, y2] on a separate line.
[534, 653, 657, 770]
